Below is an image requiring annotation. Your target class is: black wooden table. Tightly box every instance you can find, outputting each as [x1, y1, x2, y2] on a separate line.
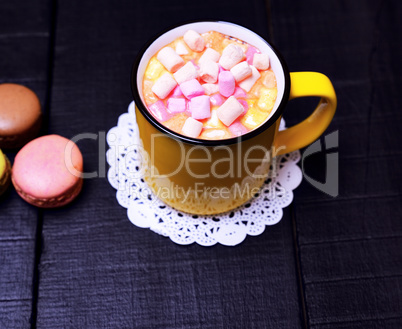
[1, 0, 401, 328]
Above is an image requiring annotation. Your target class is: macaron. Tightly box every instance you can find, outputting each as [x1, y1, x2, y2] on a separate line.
[12, 135, 83, 208]
[0, 149, 11, 197]
[0, 83, 42, 149]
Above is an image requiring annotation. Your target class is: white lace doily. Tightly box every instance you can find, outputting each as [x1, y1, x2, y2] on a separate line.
[106, 102, 302, 246]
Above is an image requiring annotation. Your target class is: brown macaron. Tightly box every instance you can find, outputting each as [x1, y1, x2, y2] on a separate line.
[0, 83, 42, 149]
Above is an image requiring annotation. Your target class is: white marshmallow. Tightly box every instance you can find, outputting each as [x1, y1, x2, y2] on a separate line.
[182, 117, 203, 138]
[198, 59, 219, 83]
[238, 66, 261, 92]
[151, 73, 178, 99]
[202, 83, 219, 95]
[173, 61, 198, 85]
[217, 96, 245, 126]
[219, 44, 245, 70]
[199, 47, 220, 63]
[253, 53, 270, 70]
[230, 61, 252, 82]
[156, 47, 184, 73]
[183, 30, 205, 52]
[175, 42, 189, 55]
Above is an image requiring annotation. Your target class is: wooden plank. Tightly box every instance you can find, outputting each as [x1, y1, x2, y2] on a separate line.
[301, 236, 402, 282]
[0, 1, 52, 327]
[36, 0, 302, 328]
[306, 277, 402, 327]
[296, 195, 402, 244]
[271, 0, 402, 326]
[0, 197, 37, 328]
[299, 154, 402, 202]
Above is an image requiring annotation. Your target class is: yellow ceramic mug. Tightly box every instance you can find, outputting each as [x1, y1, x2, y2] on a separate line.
[131, 21, 336, 215]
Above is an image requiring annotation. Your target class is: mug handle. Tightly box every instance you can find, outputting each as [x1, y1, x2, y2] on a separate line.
[274, 72, 337, 156]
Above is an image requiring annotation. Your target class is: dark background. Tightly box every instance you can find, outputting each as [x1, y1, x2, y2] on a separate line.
[1, 0, 401, 328]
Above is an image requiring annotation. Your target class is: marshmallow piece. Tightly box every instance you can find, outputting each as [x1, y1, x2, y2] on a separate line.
[218, 71, 235, 97]
[210, 93, 224, 106]
[183, 30, 205, 52]
[149, 101, 171, 122]
[219, 44, 245, 70]
[238, 66, 261, 92]
[253, 53, 270, 70]
[217, 96, 245, 126]
[233, 87, 247, 98]
[182, 117, 203, 138]
[190, 95, 211, 120]
[199, 60, 219, 83]
[171, 85, 183, 97]
[173, 61, 198, 85]
[167, 98, 186, 113]
[199, 47, 220, 63]
[246, 46, 259, 65]
[180, 79, 205, 99]
[200, 128, 231, 140]
[156, 47, 184, 73]
[230, 61, 252, 82]
[175, 42, 188, 55]
[151, 73, 178, 99]
[202, 83, 219, 95]
[228, 121, 249, 136]
[237, 99, 248, 116]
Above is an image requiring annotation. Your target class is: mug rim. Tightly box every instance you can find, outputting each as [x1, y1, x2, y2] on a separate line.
[131, 20, 291, 146]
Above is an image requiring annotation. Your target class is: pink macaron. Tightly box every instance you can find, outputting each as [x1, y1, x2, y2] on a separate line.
[12, 134, 83, 208]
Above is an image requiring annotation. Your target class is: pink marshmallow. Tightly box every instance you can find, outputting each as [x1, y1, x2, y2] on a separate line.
[218, 71, 235, 97]
[149, 101, 171, 122]
[156, 47, 184, 73]
[238, 99, 249, 116]
[233, 87, 247, 98]
[230, 61, 252, 82]
[199, 47, 220, 63]
[167, 98, 186, 113]
[182, 117, 203, 138]
[238, 65, 261, 92]
[199, 59, 219, 83]
[202, 83, 219, 95]
[171, 85, 183, 97]
[216, 96, 244, 126]
[253, 53, 270, 70]
[151, 73, 178, 99]
[228, 121, 249, 136]
[246, 46, 260, 65]
[183, 30, 205, 52]
[210, 93, 224, 106]
[173, 61, 198, 85]
[190, 95, 211, 120]
[218, 65, 225, 73]
[180, 79, 205, 99]
[219, 44, 245, 70]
